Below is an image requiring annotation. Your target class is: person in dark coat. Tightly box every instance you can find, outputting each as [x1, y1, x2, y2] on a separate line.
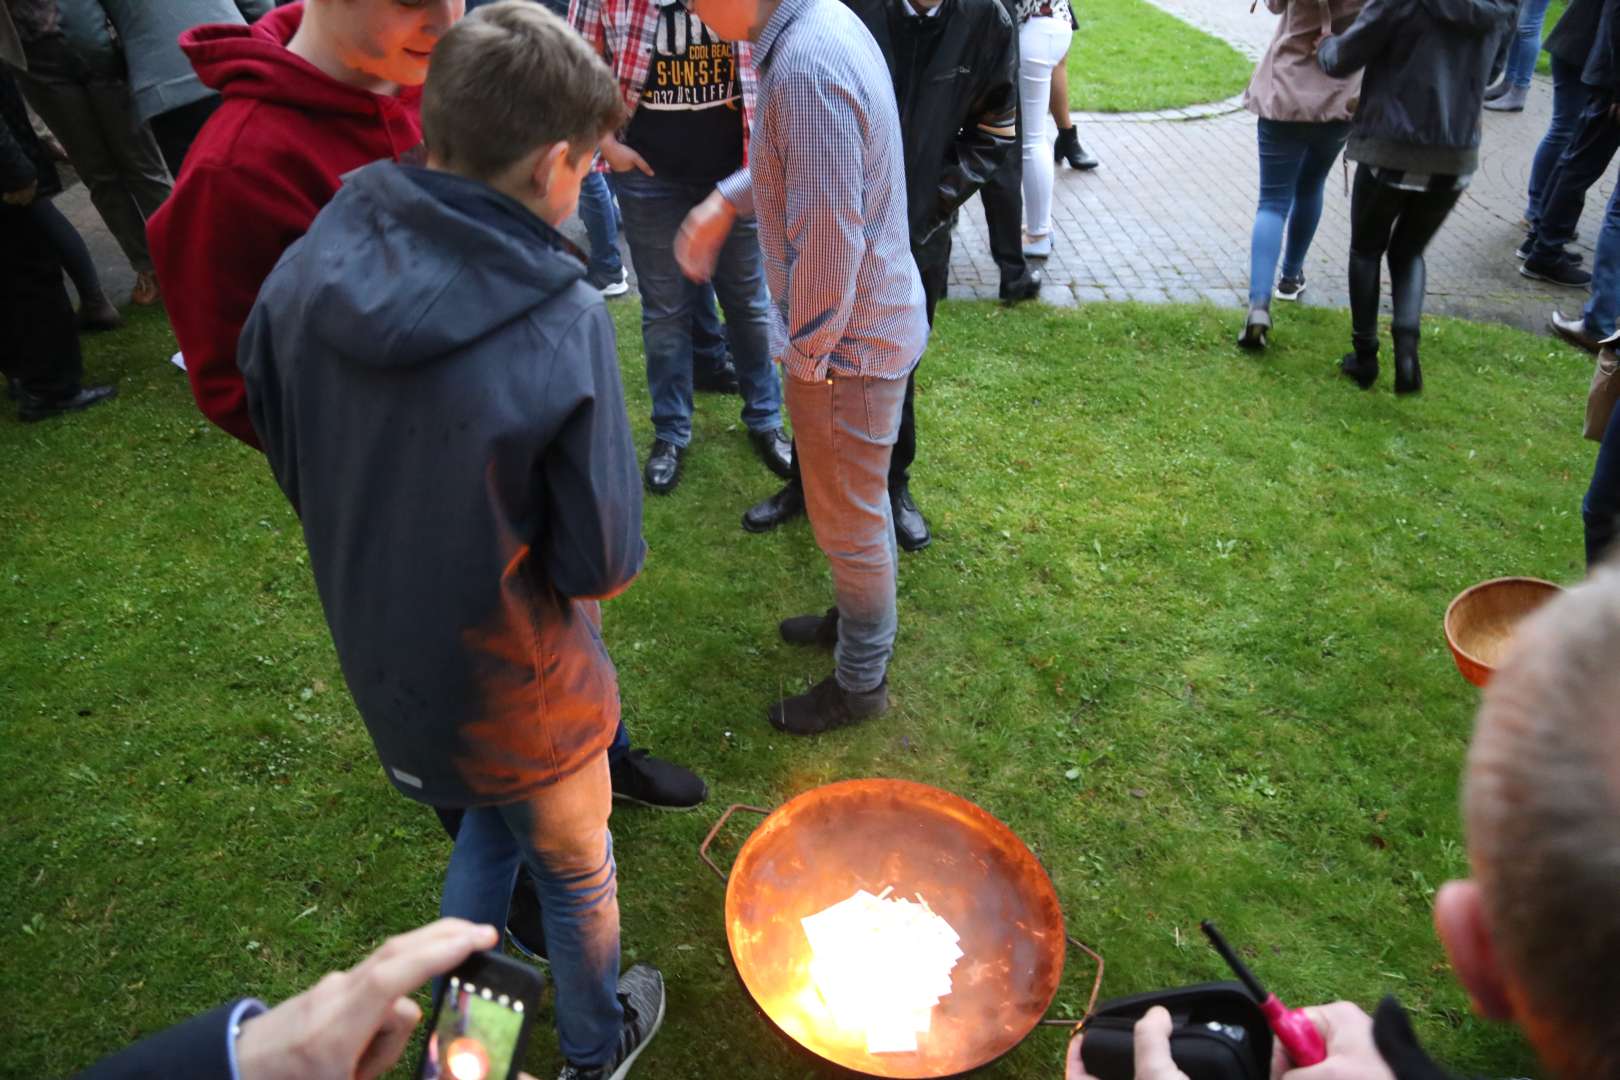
[0, 59, 115, 420]
[1318, 0, 1516, 395]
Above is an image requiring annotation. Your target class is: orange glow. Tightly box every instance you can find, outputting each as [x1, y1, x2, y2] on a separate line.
[445, 1037, 490, 1080]
[794, 887, 962, 1055]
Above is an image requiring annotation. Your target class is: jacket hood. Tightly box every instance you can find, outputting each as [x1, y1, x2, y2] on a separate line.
[181, 2, 422, 118]
[291, 162, 587, 369]
[1418, 0, 1516, 33]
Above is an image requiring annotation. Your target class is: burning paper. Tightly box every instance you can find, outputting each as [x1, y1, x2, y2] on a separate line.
[800, 886, 962, 1054]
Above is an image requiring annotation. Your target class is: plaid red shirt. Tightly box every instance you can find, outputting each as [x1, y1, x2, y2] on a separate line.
[569, 0, 756, 169]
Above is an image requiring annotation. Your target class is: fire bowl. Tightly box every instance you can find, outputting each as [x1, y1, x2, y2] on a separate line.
[700, 779, 1088, 1079]
[1444, 577, 1562, 688]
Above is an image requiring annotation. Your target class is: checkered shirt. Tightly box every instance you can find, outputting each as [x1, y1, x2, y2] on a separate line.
[569, 0, 757, 168]
[714, 0, 928, 381]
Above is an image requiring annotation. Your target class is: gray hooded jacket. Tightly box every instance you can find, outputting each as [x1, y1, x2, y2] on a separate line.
[238, 162, 645, 808]
[1319, 0, 1518, 176]
[94, 0, 272, 122]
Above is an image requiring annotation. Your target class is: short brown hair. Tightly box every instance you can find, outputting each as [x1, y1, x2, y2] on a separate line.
[421, 1, 622, 181]
[1467, 567, 1620, 1077]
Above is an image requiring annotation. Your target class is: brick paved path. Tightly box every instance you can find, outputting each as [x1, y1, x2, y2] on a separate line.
[947, 0, 1616, 333]
[54, 0, 1613, 335]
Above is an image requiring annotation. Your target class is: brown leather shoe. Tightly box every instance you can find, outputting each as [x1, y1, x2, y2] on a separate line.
[1551, 310, 1603, 354]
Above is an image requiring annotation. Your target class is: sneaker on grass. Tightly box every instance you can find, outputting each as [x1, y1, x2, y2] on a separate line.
[557, 964, 665, 1080]
[591, 267, 630, 299]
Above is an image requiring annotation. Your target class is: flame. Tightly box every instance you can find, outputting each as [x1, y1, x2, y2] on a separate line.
[445, 1037, 490, 1080]
[794, 886, 963, 1055]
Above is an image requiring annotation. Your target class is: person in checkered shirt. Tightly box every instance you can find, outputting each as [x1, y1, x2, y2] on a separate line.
[570, 0, 792, 497]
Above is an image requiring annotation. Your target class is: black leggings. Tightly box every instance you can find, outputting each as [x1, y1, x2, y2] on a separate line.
[1347, 164, 1461, 349]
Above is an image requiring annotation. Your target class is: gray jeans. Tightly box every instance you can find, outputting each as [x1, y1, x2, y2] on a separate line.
[15, 67, 170, 274]
[785, 370, 908, 693]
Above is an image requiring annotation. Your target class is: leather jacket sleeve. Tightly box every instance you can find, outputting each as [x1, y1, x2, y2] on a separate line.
[918, 4, 1018, 244]
[1318, 0, 1397, 77]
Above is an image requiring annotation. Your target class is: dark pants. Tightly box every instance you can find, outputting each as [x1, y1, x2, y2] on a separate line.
[979, 105, 1027, 289]
[33, 197, 103, 302]
[1526, 56, 1594, 227]
[1347, 165, 1460, 350]
[1, 200, 84, 401]
[1585, 401, 1620, 566]
[149, 95, 223, 179]
[1530, 89, 1620, 259]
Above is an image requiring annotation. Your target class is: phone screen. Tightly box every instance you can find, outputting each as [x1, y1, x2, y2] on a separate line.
[419, 972, 528, 1080]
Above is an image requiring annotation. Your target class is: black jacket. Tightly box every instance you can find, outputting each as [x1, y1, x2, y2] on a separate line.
[1544, 0, 1605, 69]
[238, 162, 645, 809]
[1582, 0, 1620, 93]
[841, 0, 1017, 264]
[0, 65, 58, 197]
[1319, 0, 1517, 176]
[75, 1002, 244, 1079]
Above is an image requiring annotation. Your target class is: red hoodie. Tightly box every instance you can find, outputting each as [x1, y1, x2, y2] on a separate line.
[147, 3, 423, 448]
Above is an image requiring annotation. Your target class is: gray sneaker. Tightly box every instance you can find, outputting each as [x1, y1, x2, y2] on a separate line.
[557, 964, 665, 1080]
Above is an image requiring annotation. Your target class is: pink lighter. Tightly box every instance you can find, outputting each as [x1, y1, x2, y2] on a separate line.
[1200, 920, 1328, 1068]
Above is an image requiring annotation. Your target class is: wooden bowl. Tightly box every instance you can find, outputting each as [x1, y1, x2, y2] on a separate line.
[1444, 577, 1563, 687]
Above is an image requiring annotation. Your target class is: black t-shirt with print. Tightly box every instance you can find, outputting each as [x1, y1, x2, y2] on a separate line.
[621, 0, 744, 184]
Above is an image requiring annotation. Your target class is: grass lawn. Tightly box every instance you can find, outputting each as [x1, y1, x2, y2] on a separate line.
[1, 298, 1584, 1079]
[1537, 0, 1565, 76]
[1070, 0, 1252, 112]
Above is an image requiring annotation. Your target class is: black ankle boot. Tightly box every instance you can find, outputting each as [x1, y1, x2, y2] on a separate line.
[1053, 126, 1099, 170]
[1339, 340, 1379, 389]
[1392, 328, 1422, 395]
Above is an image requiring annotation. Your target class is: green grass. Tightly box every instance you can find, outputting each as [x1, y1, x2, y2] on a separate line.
[1069, 0, 1252, 112]
[1, 298, 1581, 1079]
[1537, 0, 1566, 76]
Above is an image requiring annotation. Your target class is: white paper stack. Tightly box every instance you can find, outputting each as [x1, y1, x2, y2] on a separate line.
[800, 886, 963, 1054]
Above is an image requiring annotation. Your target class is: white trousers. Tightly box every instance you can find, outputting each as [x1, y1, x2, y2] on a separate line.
[1019, 15, 1073, 238]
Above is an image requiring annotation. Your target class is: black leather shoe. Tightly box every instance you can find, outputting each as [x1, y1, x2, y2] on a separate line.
[693, 355, 740, 395]
[999, 269, 1042, 305]
[768, 674, 888, 736]
[749, 427, 793, 479]
[892, 486, 931, 551]
[742, 481, 805, 533]
[1054, 126, 1100, 171]
[643, 438, 684, 494]
[780, 607, 839, 647]
[610, 747, 709, 810]
[18, 383, 117, 422]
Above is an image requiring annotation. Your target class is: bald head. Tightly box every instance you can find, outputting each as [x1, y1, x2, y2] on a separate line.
[1464, 568, 1620, 1076]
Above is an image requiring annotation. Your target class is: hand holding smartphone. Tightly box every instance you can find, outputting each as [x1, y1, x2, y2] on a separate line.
[417, 950, 546, 1080]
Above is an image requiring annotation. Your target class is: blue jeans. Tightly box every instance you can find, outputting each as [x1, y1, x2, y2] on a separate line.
[439, 754, 623, 1067]
[1585, 398, 1620, 566]
[1248, 118, 1351, 307]
[612, 170, 782, 447]
[1527, 56, 1593, 226]
[786, 371, 909, 693]
[1583, 184, 1620, 338]
[1504, 0, 1552, 89]
[578, 170, 624, 284]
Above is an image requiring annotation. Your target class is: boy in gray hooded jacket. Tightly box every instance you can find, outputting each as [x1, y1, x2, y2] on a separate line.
[238, 6, 666, 1078]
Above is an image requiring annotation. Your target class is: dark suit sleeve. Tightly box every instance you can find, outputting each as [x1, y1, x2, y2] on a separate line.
[541, 304, 646, 602]
[920, 6, 1019, 243]
[74, 1002, 246, 1080]
[0, 75, 39, 194]
[1317, 0, 1398, 77]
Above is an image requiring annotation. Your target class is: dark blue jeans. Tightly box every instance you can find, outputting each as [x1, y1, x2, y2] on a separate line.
[577, 170, 624, 284]
[1530, 89, 1620, 258]
[1582, 184, 1620, 338]
[1526, 55, 1593, 227]
[612, 170, 781, 447]
[1248, 118, 1350, 307]
[1585, 396, 1620, 566]
[1504, 0, 1552, 89]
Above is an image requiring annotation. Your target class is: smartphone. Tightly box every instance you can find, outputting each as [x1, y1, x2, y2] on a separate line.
[416, 950, 544, 1080]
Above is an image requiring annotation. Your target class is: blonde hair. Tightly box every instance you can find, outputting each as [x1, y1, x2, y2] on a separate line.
[421, 1, 622, 181]
[1467, 567, 1620, 1077]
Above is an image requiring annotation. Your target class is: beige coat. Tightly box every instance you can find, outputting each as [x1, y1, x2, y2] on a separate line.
[1243, 0, 1364, 123]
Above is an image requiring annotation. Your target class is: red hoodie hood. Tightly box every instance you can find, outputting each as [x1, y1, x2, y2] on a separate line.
[180, 2, 423, 122]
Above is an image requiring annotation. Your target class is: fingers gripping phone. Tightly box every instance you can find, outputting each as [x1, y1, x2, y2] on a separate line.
[417, 950, 544, 1080]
